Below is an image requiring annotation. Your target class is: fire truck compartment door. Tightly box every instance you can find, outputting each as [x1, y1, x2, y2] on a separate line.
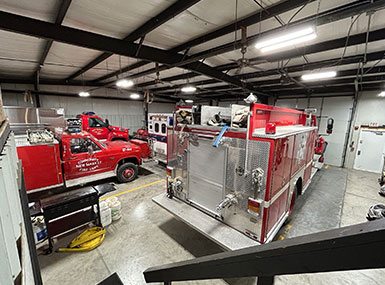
[188, 139, 226, 215]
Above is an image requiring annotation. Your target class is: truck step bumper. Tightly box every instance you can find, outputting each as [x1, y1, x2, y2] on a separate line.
[152, 194, 259, 251]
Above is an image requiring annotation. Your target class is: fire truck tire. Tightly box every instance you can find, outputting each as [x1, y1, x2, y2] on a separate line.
[285, 191, 298, 225]
[117, 163, 138, 183]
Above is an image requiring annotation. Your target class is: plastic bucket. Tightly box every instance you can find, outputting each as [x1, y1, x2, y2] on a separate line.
[99, 201, 112, 227]
[106, 197, 122, 221]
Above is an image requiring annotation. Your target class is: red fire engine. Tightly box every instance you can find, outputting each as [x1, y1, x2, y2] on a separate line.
[16, 130, 144, 192]
[154, 101, 319, 248]
[76, 112, 130, 141]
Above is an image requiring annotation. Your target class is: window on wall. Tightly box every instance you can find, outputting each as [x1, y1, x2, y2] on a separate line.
[161, 123, 166, 134]
[155, 123, 159, 133]
[88, 118, 106, 128]
[70, 138, 101, 154]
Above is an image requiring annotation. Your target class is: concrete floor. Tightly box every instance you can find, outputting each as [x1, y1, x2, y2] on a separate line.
[38, 164, 385, 285]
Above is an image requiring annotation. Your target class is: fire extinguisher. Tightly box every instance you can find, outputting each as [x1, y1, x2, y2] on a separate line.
[327, 118, 334, 134]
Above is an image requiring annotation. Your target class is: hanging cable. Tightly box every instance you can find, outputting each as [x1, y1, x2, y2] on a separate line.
[363, 10, 374, 64]
[333, 13, 363, 66]
[252, 0, 285, 26]
[363, 53, 385, 75]
[287, 1, 312, 24]
[234, 0, 238, 50]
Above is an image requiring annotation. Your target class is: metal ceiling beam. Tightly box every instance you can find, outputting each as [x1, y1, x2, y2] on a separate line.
[188, 70, 385, 96]
[176, 0, 385, 67]
[66, 0, 201, 81]
[0, 77, 104, 86]
[237, 51, 385, 81]
[267, 82, 385, 96]
[36, 0, 72, 73]
[149, 46, 385, 93]
[137, 0, 385, 89]
[116, 0, 385, 86]
[2, 89, 177, 103]
[152, 79, 219, 93]
[0, 11, 265, 96]
[225, 62, 385, 89]
[177, 67, 385, 98]
[93, 0, 313, 83]
[276, 93, 354, 99]
[264, 77, 385, 92]
[248, 28, 385, 66]
[190, 79, 384, 99]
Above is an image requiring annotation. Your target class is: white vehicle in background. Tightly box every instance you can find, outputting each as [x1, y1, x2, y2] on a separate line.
[148, 113, 173, 164]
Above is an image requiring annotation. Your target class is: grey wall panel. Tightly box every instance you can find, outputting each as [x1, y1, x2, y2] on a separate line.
[148, 102, 175, 113]
[276, 97, 354, 167]
[2, 92, 147, 132]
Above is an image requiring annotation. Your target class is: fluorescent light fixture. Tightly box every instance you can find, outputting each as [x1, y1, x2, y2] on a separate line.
[301, 71, 337, 81]
[378, 91, 385, 97]
[255, 27, 316, 53]
[181, 85, 196, 93]
[130, 93, 140, 99]
[116, 79, 134, 88]
[185, 99, 194, 103]
[79, 91, 90, 97]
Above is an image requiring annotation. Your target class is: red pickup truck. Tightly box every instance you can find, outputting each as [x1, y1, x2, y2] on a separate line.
[16, 131, 143, 192]
[76, 112, 129, 141]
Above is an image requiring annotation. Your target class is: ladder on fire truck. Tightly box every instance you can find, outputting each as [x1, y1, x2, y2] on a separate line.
[144, 219, 385, 285]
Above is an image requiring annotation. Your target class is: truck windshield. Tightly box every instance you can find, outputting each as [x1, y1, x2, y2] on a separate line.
[89, 117, 106, 128]
[70, 138, 101, 154]
[89, 134, 106, 148]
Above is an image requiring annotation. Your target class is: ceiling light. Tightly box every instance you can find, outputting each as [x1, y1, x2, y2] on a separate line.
[130, 93, 140, 99]
[378, 91, 385, 97]
[255, 27, 316, 53]
[181, 85, 196, 93]
[79, 91, 90, 97]
[185, 99, 194, 103]
[301, 71, 337, 81]
[116, 79, 134, 88]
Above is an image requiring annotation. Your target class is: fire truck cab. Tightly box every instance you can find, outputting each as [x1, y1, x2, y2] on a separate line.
[77, 112, 129, 141]
[16, 131, 142, 192]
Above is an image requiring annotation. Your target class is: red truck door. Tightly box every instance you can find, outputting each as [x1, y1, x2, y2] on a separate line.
[64, 137, 112, 181]
[86, 116, 110, 140]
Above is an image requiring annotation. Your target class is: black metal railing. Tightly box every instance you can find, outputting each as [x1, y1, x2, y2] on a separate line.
[144, 219, 385, 284]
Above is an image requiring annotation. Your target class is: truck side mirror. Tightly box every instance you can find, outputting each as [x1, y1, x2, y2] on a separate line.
[105, 119, 110, 126]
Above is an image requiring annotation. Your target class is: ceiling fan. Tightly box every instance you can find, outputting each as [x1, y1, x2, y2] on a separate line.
[154, 62, 174, 87]
[230, 26, 266, 75]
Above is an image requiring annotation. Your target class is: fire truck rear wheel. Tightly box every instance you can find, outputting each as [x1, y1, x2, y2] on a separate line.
[284, 190, 297, 225]
[117, 162, 138, 183]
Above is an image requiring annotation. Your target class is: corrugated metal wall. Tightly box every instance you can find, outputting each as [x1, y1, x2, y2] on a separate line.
[1, 92, 176, 133]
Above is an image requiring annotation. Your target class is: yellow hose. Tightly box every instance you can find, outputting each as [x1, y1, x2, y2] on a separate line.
[57, 227, 105, 252]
